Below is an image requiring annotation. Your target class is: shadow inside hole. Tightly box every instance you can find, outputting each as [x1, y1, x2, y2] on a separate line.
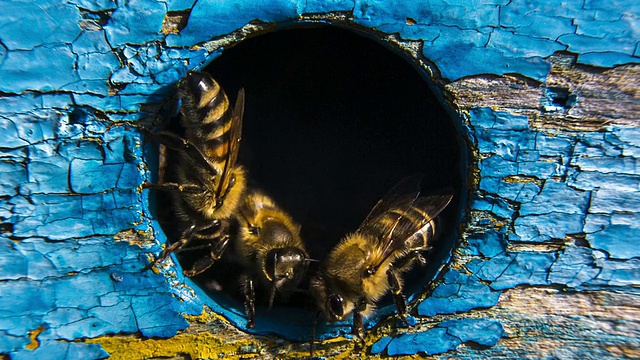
[156, 25, 466, 339]
[544, 86, 577, 110]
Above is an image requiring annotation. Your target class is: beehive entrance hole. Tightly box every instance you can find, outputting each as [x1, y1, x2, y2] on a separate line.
[158, 24, 466, 336]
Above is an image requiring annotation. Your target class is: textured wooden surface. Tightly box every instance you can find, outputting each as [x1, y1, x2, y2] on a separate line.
[447, 54, 640, 131]
[0, 0, 638, 359]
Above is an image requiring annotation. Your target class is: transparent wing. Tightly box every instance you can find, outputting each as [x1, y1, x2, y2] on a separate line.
[143, 129, 218, 177]
[358, 177, 453, 274]
[357, 174, 423, 233]
[216, 88, 245, 199]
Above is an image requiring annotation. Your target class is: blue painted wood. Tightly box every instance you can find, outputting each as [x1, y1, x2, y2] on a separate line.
[0, 0, 638, 358]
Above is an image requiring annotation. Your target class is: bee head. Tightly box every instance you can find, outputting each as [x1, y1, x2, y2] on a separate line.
[264, 247, 308, 289]
[310, 275, 347, 322]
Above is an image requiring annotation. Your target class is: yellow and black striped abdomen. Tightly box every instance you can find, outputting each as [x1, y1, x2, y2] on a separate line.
[372, 205, 437, 253]
[178, 71, 234, 161]
[169, 71, 247, 222]
[393, 206, 436, 250]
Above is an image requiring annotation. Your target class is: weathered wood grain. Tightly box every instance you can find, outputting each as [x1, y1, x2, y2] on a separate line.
[446, 53, 640, 131]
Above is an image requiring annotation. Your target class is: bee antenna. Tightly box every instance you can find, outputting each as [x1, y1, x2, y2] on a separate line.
[305, 258, 321, 273]
[268, 285, 277, 310]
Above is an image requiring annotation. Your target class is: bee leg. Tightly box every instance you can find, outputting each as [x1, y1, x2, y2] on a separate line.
[143, 223, 198, 271]
[242, 276, 256, 328]
[352, 299, 367, 341]
[183, 256, 213, 277]
[183, 234, 230, 277]
[144, 221, 218, 271]
[143, 130, 218, 176]
[142, 181, 204, 193]
[387, 268, 409, 326]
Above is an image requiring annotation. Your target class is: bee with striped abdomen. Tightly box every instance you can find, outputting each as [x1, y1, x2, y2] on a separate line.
[310, 176, 453, 339]
[233, 189, 310, 328]
[144, 70, 246, 277]
[144, 71, 310, 329]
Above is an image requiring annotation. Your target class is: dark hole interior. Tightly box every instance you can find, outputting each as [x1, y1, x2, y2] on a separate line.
[548, 86, 576, 109]
[156, 25, 465, 333]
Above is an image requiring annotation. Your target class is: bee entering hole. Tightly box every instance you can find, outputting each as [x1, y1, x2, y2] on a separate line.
[149, 24, 466, 339]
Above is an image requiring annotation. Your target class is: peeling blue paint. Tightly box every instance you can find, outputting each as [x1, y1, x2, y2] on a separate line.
[418, 270, 502, 316]
[104, 0, 167, 47]
[460, 105, 639, 309]
[587, 224, 640, 259]
[441, 318, 506, 347]
[10, 340, 109, 360]
[0, 2, 82, 51]
[370, 335, 392, 354]
[462, 230, 506, 258]
[549, 246, 600, 287]
[0, 0, 638, 358]
[387, 327, 459, 356]
[376, 318, 505, 356]
[470, 107, 640, 262]
[352, 0, 638, 80]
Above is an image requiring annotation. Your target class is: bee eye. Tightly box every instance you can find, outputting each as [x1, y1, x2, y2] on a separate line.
[327, 294, 344, 319]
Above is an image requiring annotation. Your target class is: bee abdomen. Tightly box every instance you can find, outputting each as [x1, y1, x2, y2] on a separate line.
[179, 71, 234, 160]
[380, 206, 437, 249]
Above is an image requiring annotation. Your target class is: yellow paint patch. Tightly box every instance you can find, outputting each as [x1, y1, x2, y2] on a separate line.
[184, 307, 231, 325]
[86, 307, 274, 359]
[502, 175, 541, 184]
[87, 332, 262, 360]
[25, 325, 45, 350]
[85, 307, 411, 359]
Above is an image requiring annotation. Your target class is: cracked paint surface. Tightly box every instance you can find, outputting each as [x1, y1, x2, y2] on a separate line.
[0, 0, 638, 358]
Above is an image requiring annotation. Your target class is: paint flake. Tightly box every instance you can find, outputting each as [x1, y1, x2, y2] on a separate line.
[441, 318, 506, 347]
[512, 211, 586, 242]
[418, 271, 502, 316]
[549, 246, 601, 287]
[587, 224, 640, 259]
[387, 327, 460, 356]
[519, 180, 590, 216]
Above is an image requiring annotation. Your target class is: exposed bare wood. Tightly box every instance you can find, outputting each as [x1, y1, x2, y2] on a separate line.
[446, 53, 640, 131]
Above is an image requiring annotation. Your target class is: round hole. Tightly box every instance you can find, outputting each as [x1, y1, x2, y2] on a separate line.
[155, 24, 467, 339]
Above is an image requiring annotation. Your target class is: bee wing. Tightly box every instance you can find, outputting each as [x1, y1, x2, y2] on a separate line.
[360, 180, 453, 274]
[376, 195, 452, 262]
[141, 128, 219, 177]
[357, 174, 424, 233]
[215, 88, 245, 199]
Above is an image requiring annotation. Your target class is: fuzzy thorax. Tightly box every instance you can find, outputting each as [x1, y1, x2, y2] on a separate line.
[177, 165, 247, 221]
[318, 232, 396, 321]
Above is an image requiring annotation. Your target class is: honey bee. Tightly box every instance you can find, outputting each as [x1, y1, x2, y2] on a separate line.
[144, 71, 310, 328]
[310, 176, 453, 338]
[144, 70, 247, 277]
[233, 189, 310, 328]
